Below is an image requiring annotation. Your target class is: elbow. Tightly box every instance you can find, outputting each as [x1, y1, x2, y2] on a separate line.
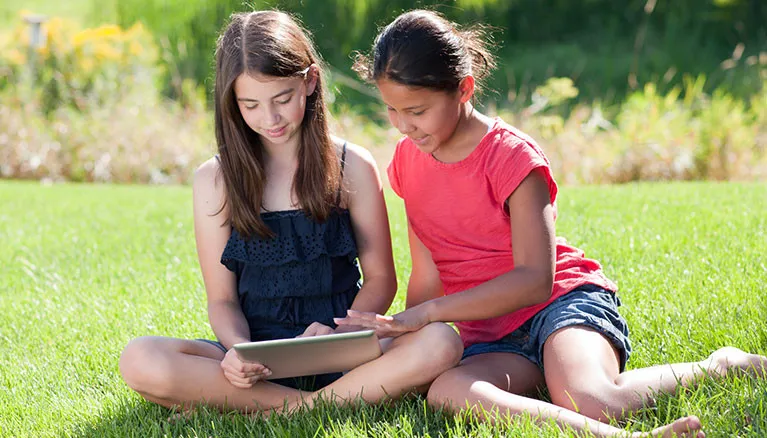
[534, 271, 554, 305]
[365, 273, 397, 309]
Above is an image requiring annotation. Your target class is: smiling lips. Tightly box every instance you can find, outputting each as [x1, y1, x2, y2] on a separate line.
[410, 135, 429, 146]
[265, 126, 287, 137]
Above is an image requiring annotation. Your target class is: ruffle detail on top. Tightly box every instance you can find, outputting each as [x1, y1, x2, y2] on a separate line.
[221, 209, 358, 270]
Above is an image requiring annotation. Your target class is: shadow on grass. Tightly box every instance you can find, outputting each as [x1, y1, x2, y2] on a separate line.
[64, 395, 463, 438]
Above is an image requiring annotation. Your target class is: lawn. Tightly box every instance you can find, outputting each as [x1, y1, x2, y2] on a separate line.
[1, 180, 766, 437]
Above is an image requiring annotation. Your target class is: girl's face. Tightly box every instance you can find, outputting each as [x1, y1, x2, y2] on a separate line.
[376, 77, 464, 155]
[234, 70, 317, 149]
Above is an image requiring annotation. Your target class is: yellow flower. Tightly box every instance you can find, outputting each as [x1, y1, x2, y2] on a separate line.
[94, 41, 121, 61]
[128, 40, 143, 56]
[6, 49, 27, 66]
[72, 29, 94, 47]
[44, 17, 66, 49]
[93, 25, 122, 41]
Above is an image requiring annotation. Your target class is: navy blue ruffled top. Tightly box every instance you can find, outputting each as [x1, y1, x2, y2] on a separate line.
[220, 208, 361, 342]
[219, 208, 361, 391]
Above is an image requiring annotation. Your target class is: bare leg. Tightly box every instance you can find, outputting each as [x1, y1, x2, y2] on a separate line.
[543, 326, 767, 422]
[427, 352, 704, 437]
[119, 336, 305, 414]
[298, 322, 463, 408]
[120, 322, 463, 414]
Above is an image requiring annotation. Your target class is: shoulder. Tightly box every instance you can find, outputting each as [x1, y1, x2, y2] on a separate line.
[193, 156, 227, 213]
[194, 156, 222, 186]
[483, 120, 558, 203]
[485, 121, 549, 165]
[488, 121, 531, 149]
[333, 137, 379, 180]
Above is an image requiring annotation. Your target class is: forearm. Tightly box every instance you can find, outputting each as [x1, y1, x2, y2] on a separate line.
[334, 275, 397, 333]
[349, 274, 396, 315]
[207, 300, 251, 349]
[424, 267, 552, 323]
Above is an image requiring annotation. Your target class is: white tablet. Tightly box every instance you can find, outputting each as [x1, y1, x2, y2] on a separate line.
[233, 330, 382, 380]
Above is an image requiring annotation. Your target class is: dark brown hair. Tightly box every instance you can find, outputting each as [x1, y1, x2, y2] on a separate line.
[214, 10, 339, 238]
[354, 10, 496, 94]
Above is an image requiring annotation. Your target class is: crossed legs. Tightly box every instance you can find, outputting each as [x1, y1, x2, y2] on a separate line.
[119, 322, 463, 414]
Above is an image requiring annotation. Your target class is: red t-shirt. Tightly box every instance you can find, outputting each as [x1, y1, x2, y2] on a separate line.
[387, 118, 617, 347]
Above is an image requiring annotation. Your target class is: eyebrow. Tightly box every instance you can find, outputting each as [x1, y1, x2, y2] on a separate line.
[237, 88, 294, 102]
[385, 103, 425, 111]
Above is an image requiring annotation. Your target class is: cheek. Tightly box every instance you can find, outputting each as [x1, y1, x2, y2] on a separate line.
[387, 111, 398, 128]
[420, 116, 444, 136]
[429, 107, 459, 136]
[286, 97, 308, 123]
[289, 104, 306, 123]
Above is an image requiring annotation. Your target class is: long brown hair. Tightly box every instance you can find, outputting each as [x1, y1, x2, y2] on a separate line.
[214, 10, 339, 239]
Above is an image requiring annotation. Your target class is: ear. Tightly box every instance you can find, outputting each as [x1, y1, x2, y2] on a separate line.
[458, 76, 476, 103]
[304, 64, 319, 96]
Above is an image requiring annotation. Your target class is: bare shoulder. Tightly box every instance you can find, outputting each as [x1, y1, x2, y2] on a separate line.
[336, 139, 379, 181]
[193, 156, 227, 216]
[194, 156, 222, 185]
[339, 140, 384, 213]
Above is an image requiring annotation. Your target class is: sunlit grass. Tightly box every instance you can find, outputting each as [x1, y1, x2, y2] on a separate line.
[1, 180, 766, 437]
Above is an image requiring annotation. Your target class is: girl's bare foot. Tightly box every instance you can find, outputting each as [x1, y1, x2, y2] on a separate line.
[638, 415, 704, 438]
[709, 347, 767, 378]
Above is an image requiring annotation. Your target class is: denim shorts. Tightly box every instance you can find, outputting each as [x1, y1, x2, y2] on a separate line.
[196, 339, 341, 391]
[462, 284, 632, 372]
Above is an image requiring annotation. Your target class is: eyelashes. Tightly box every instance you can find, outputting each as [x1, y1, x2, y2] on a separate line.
[243, 96, 293, 110]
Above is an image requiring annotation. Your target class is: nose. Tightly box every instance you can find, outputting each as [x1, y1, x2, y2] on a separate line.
[264, 104, 281, 126]
[394, 114, 415, 134]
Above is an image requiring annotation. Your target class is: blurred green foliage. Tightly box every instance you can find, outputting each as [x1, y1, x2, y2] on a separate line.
[107, 0, 766, 109]
[3, 0, 764, 110]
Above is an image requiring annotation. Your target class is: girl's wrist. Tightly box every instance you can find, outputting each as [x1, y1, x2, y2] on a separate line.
[223, 335, 251, 349]
[422, 299, 440, 323]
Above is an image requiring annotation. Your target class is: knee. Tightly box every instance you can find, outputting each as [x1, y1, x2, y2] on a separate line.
[426, 367, 467, 410]
[119, 336, 177, 399]
[413, 322, 464, 374]
[427, 369, 509, 419]
[549, 384, 621, 422]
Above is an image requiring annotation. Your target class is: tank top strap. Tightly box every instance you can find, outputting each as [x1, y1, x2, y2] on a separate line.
[335, 142, 348, 207]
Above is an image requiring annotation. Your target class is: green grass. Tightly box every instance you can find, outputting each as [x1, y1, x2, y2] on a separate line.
[1, 180, 766, 437]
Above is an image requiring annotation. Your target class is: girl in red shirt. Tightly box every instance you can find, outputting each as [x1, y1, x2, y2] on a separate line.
[338, 9, 767, 437]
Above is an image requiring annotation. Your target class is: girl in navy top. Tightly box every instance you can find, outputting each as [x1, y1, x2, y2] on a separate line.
[118, 10, 462, 415]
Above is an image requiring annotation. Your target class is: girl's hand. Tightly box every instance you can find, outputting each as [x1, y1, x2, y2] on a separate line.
[334, 306, 431, 339]
[220, 348, 272, 388]
[296, 322, 335, 338]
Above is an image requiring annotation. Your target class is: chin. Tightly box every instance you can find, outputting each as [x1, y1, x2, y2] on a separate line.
[414, 141, 440, 155]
